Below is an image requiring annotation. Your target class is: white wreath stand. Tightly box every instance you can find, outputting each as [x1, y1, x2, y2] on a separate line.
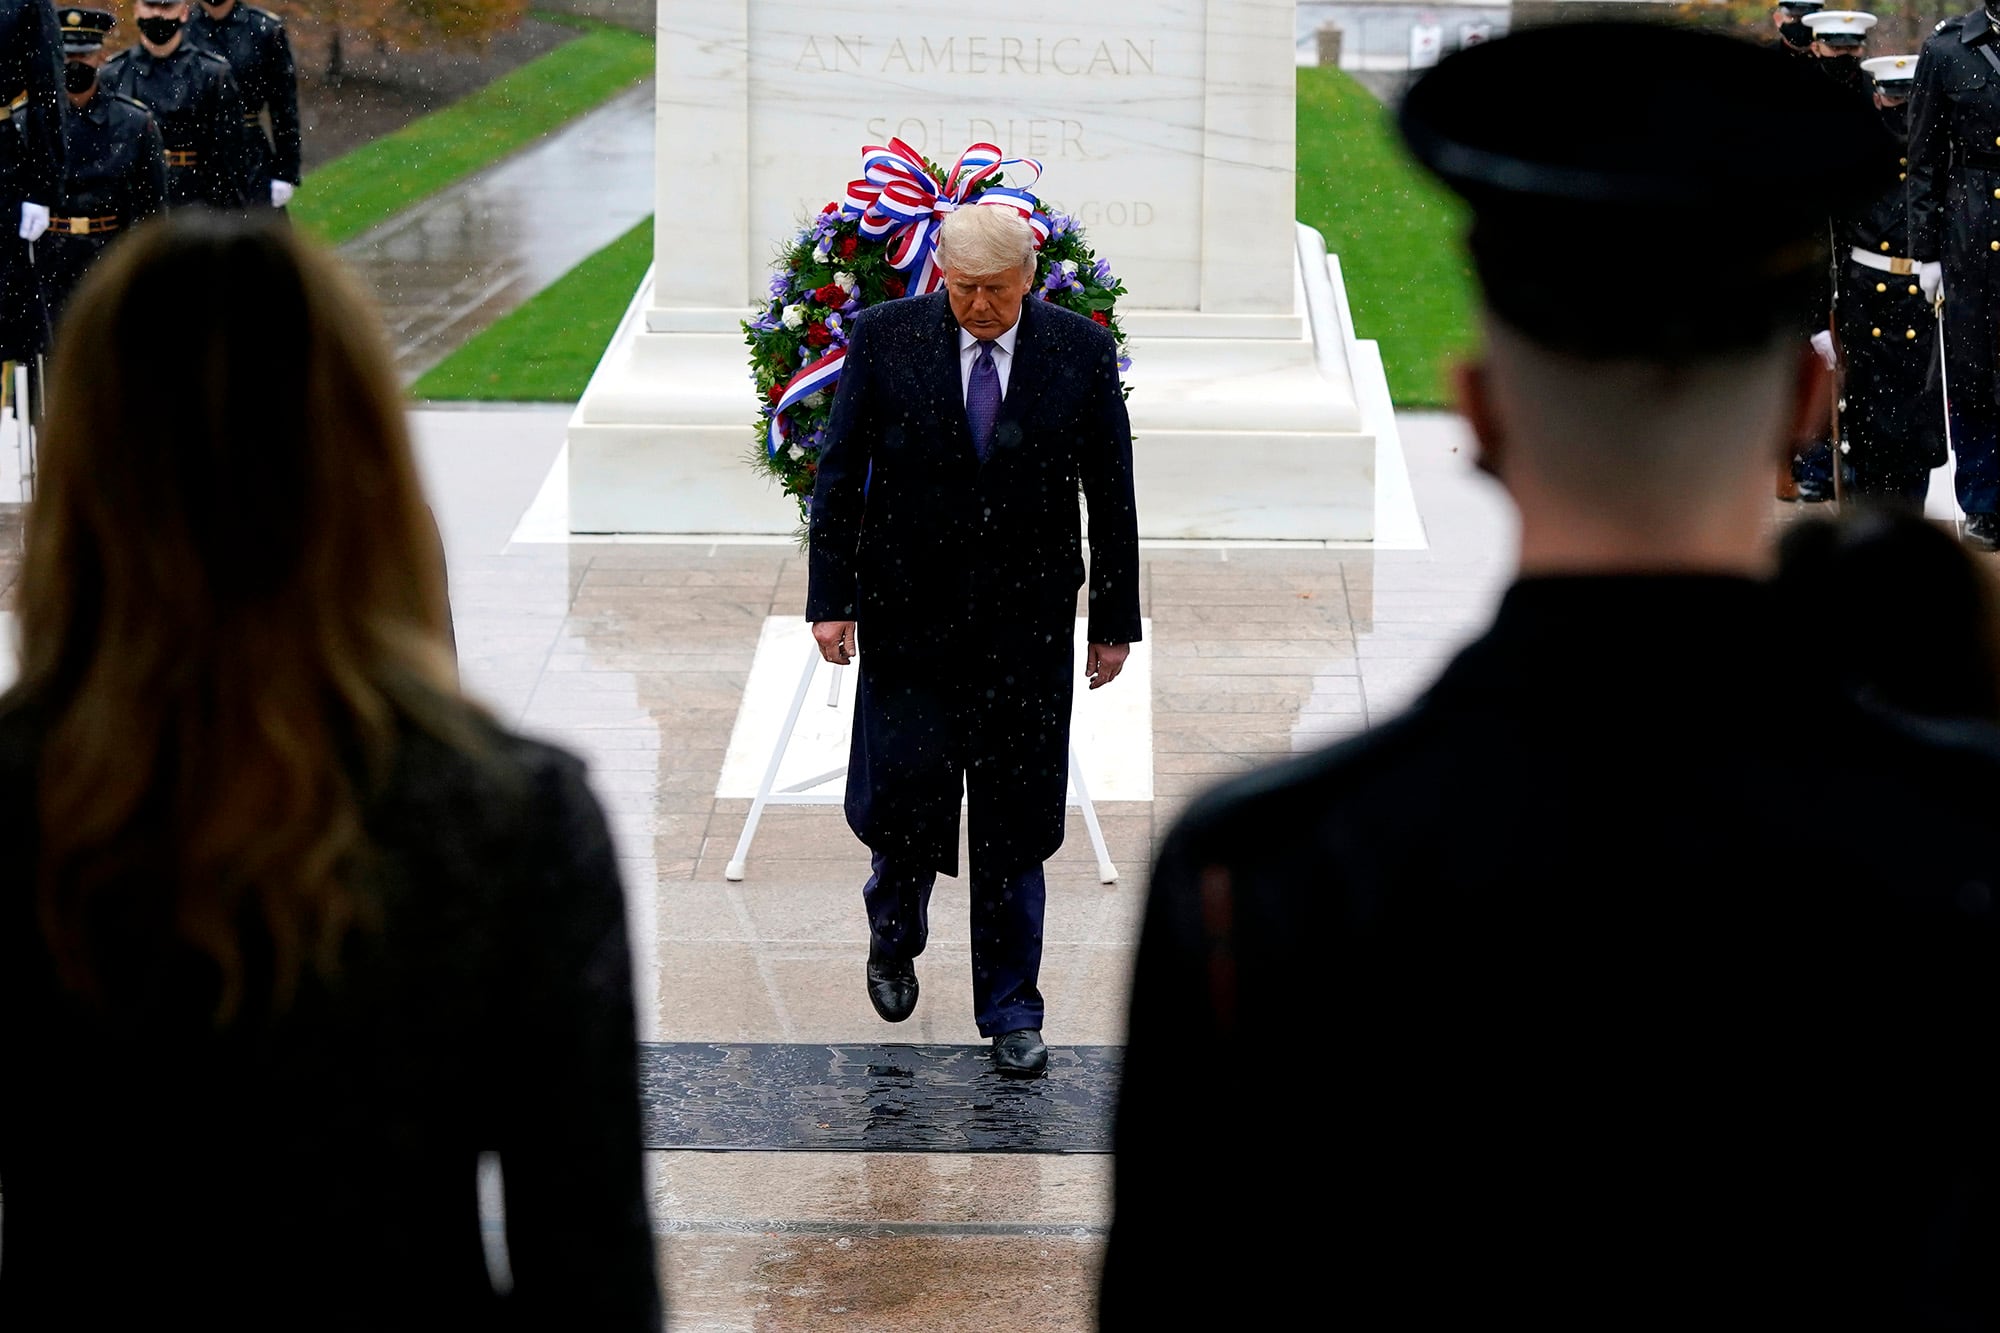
[723, 641, 1118, 884]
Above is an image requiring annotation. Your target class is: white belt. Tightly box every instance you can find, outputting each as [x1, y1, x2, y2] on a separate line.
[1850, 247, 1917, 275]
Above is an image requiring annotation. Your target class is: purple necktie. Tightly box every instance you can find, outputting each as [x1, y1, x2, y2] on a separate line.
[966, 339, 1000, 461]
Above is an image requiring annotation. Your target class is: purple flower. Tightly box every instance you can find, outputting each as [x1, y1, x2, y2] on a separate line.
[1093, 257, 1113, 285]
[769, 272, 790, 298]
[1048, 213, 1077, 238]
[1117, 353, 1133, 374]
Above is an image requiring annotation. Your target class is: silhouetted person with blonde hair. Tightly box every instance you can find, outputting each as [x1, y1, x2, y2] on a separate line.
[0, 212, 659, 1329]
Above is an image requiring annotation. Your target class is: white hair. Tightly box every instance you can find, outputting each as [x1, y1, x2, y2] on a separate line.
[935, 206, 1036, 278]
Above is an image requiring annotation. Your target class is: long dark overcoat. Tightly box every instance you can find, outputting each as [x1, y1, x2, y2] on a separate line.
[806, 291, 1141, 877]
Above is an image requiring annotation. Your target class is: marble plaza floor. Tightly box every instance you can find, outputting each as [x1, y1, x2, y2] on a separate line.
[408, 405, 1515, 1329]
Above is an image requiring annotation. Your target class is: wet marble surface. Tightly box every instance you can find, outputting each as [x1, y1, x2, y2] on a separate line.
[641, 1043, 1118, 1152]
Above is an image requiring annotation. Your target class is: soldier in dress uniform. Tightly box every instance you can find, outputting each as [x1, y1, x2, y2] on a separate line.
[187, 0, 295, 210]
[1788, 10, 1878, 502]
[0, 0, 64, 368]
[44, 8, 163, 325]
[1771, 0, 1825, 57]
[97, 0, 247, 211]
[1826, 53, 1946, 502]
[1908, 1, 2000, 546]
[1102, 21, 2000, 1329]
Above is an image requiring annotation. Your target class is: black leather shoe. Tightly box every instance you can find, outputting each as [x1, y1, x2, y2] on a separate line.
[992, 1028, 1049, 1077]
[865, 959, 918, 1023]
[1966, 512, 2000, 552]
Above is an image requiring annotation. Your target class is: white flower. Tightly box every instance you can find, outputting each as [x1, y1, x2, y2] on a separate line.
[813, 240, 832, 263]
[834, 271, 858, 294]
[1058, 259, 1077, 277]
[781, 304, 805, 329]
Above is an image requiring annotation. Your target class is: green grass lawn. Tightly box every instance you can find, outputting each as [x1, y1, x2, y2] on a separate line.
[295, 26, 653, 247]
[1296, 65, 1474, 409]
[410, 216, 652, 401]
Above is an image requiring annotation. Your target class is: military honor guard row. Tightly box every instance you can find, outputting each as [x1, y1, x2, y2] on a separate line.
[1770, 0, 2000, 548]
[0, 0, 298, 366]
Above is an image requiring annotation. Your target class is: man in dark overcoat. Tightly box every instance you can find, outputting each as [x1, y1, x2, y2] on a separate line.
[1103, 21, 2000, 1328]
[1908, 2, 2000, 544]
[807, 204, 1140, 1078]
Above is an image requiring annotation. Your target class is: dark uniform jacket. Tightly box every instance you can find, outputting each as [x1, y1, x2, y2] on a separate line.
[187, 1, 297, 192]
[0, 706, 663, 1329]
[43, 89, 163, 322]
[1103, 577, 2000, 1330]
[0, 0, 65, 360]
[806, 291, 1141, 876]
[1835, 105, 1947, 475]
[98, 39, 247, 210]
[1908, 10, 2000, 408]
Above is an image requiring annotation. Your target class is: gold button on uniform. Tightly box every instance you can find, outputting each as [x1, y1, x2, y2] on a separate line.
[1877, 281, 1888, 292]
[1872, 327, 1883, 337]
[1902, 156, 1909, 165]
[1908, 328, 1919, 339]
[1901, 173, 1908, 180]
[1911, 284, 1921, 294]
[1883, 242, 1893, 251]
[1990, 240, 1998, 250]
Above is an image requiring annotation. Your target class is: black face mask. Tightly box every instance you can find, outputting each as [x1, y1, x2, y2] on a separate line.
[1820, 53, 1864, 86]
[62, 59, 96, 94]
[1781, 18, 1813, 46]
[135, 14, 181, 45]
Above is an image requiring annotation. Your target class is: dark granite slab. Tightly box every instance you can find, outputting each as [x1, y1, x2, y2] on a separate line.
[639, 1042, 1121, 1153]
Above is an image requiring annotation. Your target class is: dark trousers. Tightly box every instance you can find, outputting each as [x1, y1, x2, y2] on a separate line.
[1946, 393, 2000, 515]
[1844, 456, 1933, 505]
[864, 848, 1046, 1037]
[1793, 438, 1835, 493]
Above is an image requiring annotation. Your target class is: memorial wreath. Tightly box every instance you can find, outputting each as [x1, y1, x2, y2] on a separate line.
[744, 140, 1132, 531]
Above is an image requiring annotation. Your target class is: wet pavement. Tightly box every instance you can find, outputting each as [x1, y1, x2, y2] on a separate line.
[339, 81, 656, 379]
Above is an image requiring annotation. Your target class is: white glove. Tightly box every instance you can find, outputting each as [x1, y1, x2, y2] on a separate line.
[270, 179, 295, 208]
[1810, 329, 1837, 369]
[18, 201, 47, 242]
[1919, 260, 1943, 303]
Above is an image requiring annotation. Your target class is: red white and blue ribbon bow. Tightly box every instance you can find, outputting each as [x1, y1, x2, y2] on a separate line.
[768, 142, 1051, 455]
[769, 346, 846, 451]
[843, 140, 1051, 297]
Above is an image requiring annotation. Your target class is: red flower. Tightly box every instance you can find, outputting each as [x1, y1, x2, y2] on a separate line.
[813, 282, 846, 307]
[806, 322, 832, 348]
[884, 276, 906, 298]
[821, 201, 839, 214]
[837, 235, 859, 260]
[766, 380, 785, 404]
[1091, 311, 1110, 326]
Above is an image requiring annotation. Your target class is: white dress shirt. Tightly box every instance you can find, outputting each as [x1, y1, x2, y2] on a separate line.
[958, 321, 1020, 404]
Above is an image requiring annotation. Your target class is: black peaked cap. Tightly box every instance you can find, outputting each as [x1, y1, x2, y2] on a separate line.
[1397, 21, 1900, 356]
[57, 7, 115, 49]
